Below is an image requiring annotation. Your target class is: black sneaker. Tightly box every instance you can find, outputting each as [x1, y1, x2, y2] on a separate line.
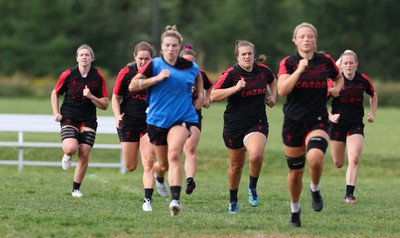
[343, 194, 357, 204]
[289, 209, 301, 227]
[311, 189, 323, 212]
[185, 178, 196, 195]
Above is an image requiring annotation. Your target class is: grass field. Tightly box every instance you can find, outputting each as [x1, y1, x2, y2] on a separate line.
[0, 98, 399, 238]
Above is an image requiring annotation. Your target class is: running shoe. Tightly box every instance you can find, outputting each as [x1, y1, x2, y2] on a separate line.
[185, 178, 196, 195]
[343, 194, 357, 204]
[228, 201, 238, 214]
[71, 189, 82, 198]
[289, 209, 301, 227]
[311, 189, 323, 212]
[62, 154, 72, 171]
[154, 174, 169, 197]
[248, 187, 259, 207]
[142, 198, 152, 212]
[169, 199, 181, 216]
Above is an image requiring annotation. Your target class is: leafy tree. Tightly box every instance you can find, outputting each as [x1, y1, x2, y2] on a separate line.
[0, 0, 398, 80]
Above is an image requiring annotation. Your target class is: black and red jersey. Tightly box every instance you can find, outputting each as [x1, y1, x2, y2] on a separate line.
[54, 66, 109, 120]
[113, 64, 148, 120]
[278, 52, 339, 124]
[192, 70, 213, 102]
[214, 63, 275, 130]
[328, 72, 375, 125]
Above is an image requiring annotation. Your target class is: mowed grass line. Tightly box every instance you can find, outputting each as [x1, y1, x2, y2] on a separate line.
[0, 99, 399, 238]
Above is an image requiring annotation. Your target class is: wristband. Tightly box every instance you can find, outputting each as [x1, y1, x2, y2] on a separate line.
[138, 79, 143, 89]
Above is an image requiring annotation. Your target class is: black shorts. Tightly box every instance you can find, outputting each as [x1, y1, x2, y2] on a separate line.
[223, 119, 269, 149]
[147, 121, 193, 146]
[329, 123, 364, 142]
[117, 114, 147, 142]
[61, 117, 97, 131]
[282, 116, 329, 147]
[192, 110, 202, 131]
[117, 126, 147, 142]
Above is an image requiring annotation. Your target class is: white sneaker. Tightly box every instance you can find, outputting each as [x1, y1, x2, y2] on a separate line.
[169, 199, 181, 216]
[154, 174, 169, 197]
[142, 198, 152, 212]
[71, 189, 82, 197]
[62, 154, 72, 171]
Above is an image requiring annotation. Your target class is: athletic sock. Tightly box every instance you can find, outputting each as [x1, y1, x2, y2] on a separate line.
[249, 175, 259, 189]
[229, 188, 238, 203]
[310, 182, 320, 192]
[144, 188, 154, 200]
[73, 181, 81, 191]
[346, 185, 355, 196]
[155, 176, 164, 183]
[170, 186, 181, 200]
[290, 202, 300, 213]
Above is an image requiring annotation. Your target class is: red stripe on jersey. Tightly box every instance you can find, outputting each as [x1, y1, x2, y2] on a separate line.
[200, 69, 214, 87]
[327, 78, 335, 97]
[138, 60, 152, 74]
[54, 69, 71, 94]
[361, 73, 375, 95]
[200, 70, 214, 90]
[257, 63, 273, 72]
[322, 53, 340, 73]
[97, 69, 109, 98]
[214, 66, 235, 89]
[277, 56, 291, 77]
[113, 66, 130, 95]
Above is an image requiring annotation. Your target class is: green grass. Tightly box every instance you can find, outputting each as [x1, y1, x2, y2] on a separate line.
[0, 99, 399, 238]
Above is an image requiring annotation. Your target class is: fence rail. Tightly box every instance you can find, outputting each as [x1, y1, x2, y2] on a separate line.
[0, 114, 125, 173]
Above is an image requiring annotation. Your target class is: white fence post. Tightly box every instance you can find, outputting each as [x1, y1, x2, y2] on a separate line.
[18, 131, 24, 172]
[119, 151, 126, 174]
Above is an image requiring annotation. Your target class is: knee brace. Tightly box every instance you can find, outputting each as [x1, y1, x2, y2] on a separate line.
[61, 126, 78, 141]
[79, 131, 96, 147]
[286, 154, 306, 170]
[307, 136, 328, 154]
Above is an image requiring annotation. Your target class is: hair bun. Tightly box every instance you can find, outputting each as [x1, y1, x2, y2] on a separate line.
[182, 45, 193, 50]
[165, 25, 177, 31]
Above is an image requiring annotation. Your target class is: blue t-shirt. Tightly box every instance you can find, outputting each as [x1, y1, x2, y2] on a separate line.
[139, 57, 200, 128]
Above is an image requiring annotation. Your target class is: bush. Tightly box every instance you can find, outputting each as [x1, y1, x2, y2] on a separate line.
[0, 71, 116, 99]
[0, 72, 37, 98]
[372, 80, 400, 107]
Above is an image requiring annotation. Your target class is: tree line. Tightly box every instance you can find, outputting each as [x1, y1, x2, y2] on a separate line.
[0, 0, 398, 81]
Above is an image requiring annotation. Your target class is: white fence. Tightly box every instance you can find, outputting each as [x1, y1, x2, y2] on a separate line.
[0, 114, 125, 173]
